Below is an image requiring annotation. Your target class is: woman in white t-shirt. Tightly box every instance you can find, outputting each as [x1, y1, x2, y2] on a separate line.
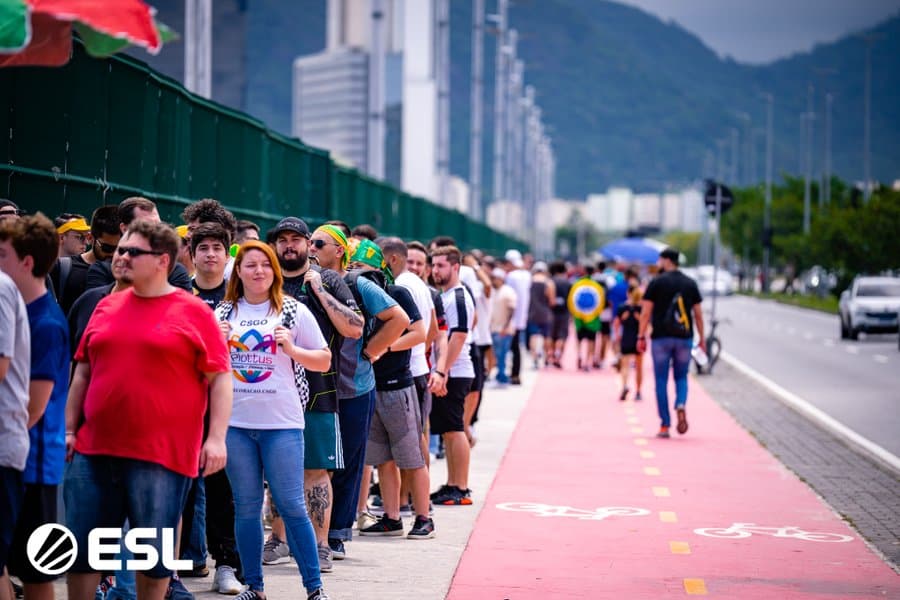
[216, 241, 331, 600]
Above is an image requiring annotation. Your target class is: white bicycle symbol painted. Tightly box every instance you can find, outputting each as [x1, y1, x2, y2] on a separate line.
[495, 502, 651, 521]
[693, 523, 853, 543]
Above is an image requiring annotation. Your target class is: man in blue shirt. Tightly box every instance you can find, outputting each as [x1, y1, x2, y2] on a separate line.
[0, 213, 69, 598]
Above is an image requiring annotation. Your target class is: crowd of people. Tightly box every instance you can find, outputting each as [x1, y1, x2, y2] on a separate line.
[0, 196, 703, 600]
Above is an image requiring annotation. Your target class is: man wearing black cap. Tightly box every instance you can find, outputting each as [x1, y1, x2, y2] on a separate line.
[0, 199, 22, 221]
[265, 216, 363, 571]
[636, 248, 704, 439]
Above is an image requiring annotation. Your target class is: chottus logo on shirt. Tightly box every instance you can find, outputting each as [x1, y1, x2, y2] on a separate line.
[229, 328, 277, 383]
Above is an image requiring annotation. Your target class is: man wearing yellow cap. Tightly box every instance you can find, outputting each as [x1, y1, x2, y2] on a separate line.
[54, 213, 92, 258]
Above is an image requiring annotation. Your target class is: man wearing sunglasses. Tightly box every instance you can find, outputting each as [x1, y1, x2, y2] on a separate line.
[49, 206, 121, 315]
[0, 199, 23, 221]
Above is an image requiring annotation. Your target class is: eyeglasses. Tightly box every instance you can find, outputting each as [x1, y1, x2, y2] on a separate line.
[96, 241, 119, 254]
[0, 208, 23, 217]
[311, 239, 337, 249]
[116, 246, 163, 258]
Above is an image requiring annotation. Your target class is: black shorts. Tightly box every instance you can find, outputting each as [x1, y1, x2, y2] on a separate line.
[469, 345, 485, 394]
[0, 467, 24, 575]
[599, 321, 612, 336]
[430, 377, 473, 435]
[8, 483, 59, 583]
[551, 312, 570, 341]
[576, 328, 597, 342]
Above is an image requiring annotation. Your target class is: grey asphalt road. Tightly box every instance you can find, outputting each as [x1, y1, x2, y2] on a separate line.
[705, 295, 900, 457]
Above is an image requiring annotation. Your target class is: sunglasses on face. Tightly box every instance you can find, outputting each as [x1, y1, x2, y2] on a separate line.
[310, 239, 336, 249]
[116, 246, 163, 258]
[0, 208, 23, 217]
[96, 241, 119, 254]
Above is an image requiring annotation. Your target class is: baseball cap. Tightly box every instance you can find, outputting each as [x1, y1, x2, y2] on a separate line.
[504, 249, 524, 268]
[57, 218, 91, 234]
[491, 268, 507, 279]
[272, 217, 310, 237]
[533, 261, 548, 273]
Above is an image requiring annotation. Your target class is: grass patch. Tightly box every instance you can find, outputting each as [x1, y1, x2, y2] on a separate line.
[739, 291, 839, 315]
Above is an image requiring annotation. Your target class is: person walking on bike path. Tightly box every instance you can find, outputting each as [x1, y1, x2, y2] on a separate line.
[636, 248, 704, 438]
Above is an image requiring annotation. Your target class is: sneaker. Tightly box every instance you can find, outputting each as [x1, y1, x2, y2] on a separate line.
[357, 510, 379, 530]
[212, 566, 244, 595]
[359, 515, 404, 536]
[327, 538, 345, 560]
[510, 376, 522, 385]
[182, 562, 210, 578]
[634, 391, 642, 401]
[398, 503, 413, 518]
[619, 386, 629, 401]
[432, 486, 473, 506]
[676, 408, 689, 434]
[262, 534, 291, 565]
[429, 484, 452, 501]
[166, 575, 195, 600]
[232, 590, 263, 600]
[656, 426, 671, 439]
[95, 575, 113, 600]
[317, 541, 333, 573]
[308, 589, 330, 600]
[407, 516, 435, 539]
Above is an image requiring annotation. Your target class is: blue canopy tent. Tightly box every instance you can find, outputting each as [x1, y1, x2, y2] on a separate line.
[598, 237, 667, 265]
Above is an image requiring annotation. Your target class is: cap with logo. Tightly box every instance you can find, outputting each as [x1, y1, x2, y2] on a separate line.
[273, 217, 310, 238]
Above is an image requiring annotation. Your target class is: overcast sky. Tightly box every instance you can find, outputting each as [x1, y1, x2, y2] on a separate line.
[616, 0, 900, 64]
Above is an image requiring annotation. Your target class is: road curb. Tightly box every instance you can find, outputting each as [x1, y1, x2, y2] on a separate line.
[720, 350, 900, 475]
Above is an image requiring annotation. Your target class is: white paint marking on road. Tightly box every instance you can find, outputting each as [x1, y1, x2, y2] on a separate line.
[823, 339, 835, 348]
[873, 354, 888, 364]
[721, 351, 900, 475]
[803, 332, 814, 340]
[845, 346, 859, 355]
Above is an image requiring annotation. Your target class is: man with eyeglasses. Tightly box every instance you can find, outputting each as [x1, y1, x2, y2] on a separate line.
[86, 197, 191, 292]
[54, 214, 92, 258]
[49, 206, 121, 316]
[64, 220, 232, 600]
[0, 199, 22, 221]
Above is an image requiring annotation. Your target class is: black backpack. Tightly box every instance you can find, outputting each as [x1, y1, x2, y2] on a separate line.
[662, 292, 691, 337]
[343, 268, 388, 347]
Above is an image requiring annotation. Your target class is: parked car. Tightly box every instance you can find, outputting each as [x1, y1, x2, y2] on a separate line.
[683, 265, 735, 297]
[838, 276, 900, 340]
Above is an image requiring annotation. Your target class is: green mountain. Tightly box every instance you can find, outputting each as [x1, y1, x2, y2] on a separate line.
[450, 0, 900, 198]
[141, 1, 900, 201]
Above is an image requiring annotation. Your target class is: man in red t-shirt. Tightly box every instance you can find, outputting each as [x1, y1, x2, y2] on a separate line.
[64, 220, 232, 600]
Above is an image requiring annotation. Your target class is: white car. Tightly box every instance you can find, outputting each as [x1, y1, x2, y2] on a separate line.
[683, 265, 734, 297]
[838, 276, 900, 340]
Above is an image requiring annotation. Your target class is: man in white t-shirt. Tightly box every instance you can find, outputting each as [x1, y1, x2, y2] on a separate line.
[504, 249, 531, 385]
[428, 246, 475, 506]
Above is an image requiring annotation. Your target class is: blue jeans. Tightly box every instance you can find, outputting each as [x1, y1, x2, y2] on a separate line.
[225, 427, 321, 594]
[180, 476, 207, 566]
[329, 389, 376, 542]
[491, 333, 513, 383]
[64, 454, 191, 579]
[650, 337, 693, 427]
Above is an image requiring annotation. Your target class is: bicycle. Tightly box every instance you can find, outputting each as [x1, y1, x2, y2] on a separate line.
[693, 317, 725, 375]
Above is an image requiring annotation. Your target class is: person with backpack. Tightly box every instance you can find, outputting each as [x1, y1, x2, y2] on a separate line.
[215, 240, 332, 600]
[636, 248, 704, 438]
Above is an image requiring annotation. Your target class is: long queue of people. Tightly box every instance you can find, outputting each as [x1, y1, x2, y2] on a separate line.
[0, 196, 705, 600]
[0, 196, 521, 600]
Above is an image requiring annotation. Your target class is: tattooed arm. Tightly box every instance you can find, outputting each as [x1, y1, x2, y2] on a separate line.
[305, 268, 364, 339]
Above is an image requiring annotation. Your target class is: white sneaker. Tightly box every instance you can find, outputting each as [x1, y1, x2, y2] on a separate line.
[212, 566, 244, 595]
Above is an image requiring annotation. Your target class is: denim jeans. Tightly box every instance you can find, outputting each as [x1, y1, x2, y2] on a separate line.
[329, 389, 376, 542]
[491, 333, 513, 383]
[225, 428, 321, 594]
[179, 476, 207, 566]
[650, 337, 693, 427]
[64, 454, 191, 578]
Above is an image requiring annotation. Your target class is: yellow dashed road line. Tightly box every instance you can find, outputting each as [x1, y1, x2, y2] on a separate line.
[634, 438, 648, 446]
[627, 416, 640, 424]
[652, 486, 670, 497]
[669, 541, 691, 554]
[643, 466, 661, 476]
[630, 427, 644, 434]
[683, 578, 708, 595]
[639, 450, 655, 459]
[659, 511, 677, 523]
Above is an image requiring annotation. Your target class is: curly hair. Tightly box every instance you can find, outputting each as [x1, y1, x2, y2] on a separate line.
[181, 199, 237, 235]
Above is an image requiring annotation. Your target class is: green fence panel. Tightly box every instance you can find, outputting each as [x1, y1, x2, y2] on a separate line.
[107, 58, 151, 188]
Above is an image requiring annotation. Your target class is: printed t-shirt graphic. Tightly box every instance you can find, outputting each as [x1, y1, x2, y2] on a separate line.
[226, 298, 327, 430]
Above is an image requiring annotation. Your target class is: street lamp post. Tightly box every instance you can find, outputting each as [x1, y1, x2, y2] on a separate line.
[469, 0, 485, 220]
[489, 0, 508, 211]
[803, 83, 814, 234]
[763, 93, 773, 293]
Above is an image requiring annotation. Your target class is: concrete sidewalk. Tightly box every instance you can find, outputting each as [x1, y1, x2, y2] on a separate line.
[179, 368, 539, 599]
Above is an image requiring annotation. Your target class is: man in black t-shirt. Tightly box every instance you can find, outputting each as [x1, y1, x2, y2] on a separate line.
[548, 261, 572, 368]
[266, 217, 364, 569]
[637, 248, 704, 438]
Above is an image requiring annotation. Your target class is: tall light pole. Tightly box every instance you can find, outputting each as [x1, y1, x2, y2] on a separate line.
[184, 0, 212, 98]
[469, 0, 485, 220]
[803, 83, 815, 234]
[435, 0, 450, 206]
[762, 92, 773, 292]
[824, 92, 833, 206]
[367, 0, 386, 180]
[490, 0, 508, 210]
[729, 127, 739, 184]
[860, 34, 881, 203]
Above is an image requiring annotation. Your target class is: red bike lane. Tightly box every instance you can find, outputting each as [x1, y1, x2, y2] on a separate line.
[447, 355, 899, 599]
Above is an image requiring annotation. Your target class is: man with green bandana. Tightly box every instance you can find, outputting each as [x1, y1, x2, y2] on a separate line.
[308, 226, 409, 560]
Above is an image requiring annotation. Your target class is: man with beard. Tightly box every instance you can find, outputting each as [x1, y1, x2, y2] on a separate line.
[263, 217, 363, 571]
